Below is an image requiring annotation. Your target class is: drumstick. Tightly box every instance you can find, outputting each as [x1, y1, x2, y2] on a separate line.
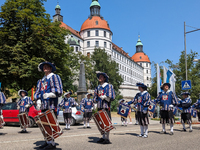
[94, 92, 101, 97]
[36, 121, 58, 127]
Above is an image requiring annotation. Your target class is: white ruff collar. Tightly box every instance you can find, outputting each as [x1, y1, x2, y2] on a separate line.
[43, 73, 54, 80]
[101, 82, 108, 88]
[141, 91, 147, 95]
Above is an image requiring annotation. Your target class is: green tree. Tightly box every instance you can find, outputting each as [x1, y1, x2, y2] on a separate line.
[0, 0, 73, 91]
[165, 50, 200, 103]
[89, 48, 123, 92]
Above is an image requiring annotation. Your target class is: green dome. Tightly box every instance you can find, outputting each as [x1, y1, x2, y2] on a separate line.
[136, 36, 143, 46]
[67, 37, 80, 46]
[55, 4, 61, 9]
[90, 0, 101, 8]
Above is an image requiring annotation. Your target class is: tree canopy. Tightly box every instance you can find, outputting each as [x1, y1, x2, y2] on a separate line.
[0, 0, 73, 92]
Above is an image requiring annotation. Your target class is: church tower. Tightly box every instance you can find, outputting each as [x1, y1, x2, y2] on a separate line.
[53, 4, 63, 22]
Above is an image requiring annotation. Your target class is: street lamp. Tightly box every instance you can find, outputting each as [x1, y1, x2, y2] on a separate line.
[184, 22, 200, 80]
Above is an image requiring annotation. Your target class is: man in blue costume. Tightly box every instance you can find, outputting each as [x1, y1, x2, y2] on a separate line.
[154, 83, 178, 135]
[93, 71, 115, 144]
[81, 93, 94, 128]
[127, 83, 151, 138]
[34, 61, 63, 149]
[178, 92, 192, 132]
[17, 90, 33, 133]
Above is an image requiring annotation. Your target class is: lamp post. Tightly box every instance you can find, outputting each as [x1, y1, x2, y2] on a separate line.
[184, 22, 200, 80]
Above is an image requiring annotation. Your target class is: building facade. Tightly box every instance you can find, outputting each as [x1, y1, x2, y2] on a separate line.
[53, 0, 151, 99]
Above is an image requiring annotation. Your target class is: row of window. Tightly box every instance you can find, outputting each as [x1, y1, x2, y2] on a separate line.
[87, 30, 111, 39]
[119, 64, 143, 79]
[87, 41, 112, 49]
[140, 63, 149, 68]
[121, 75, 142, 84]
[113, 52, 143, 71]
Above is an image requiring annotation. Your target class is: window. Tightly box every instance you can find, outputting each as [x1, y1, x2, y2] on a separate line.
[110, 44, 112, 50]
[146, 70, 148, 74]
[78, 40, 80, 44]
[140, 63, 142, 66]
[96, 30, 99, 36]
[104, 42, 107, 48]
[76, 47, 78, 52]
[104, 31, 106, 37]
[147, 84, 149, 87]
[87, 31, 90, 37]
[87, 52, 90, 58]
[120, 64, 121, 69]
[147, 77, 149, 80]
[96, 21, 98, 25]
[109, 33, 111, 39]
[146, 63, 148, 67]
[95, 41, 99, 47]
[87, 41, 90, 47]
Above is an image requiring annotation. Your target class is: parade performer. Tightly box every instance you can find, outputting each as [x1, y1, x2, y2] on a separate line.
[93, 72, 115, 144]
[0, 83, 6, 128]
[17, 90, 33, 133]
[127, 83, 151, 138]
[34, 61, 63, 149]
[118, 99, 128, 126]
[58, 91, 78, 130]
[154, 83, 178, 135]
[80, 93, 94, 128]
[192, 93, 200, 122]
[178, 92, 192, 132]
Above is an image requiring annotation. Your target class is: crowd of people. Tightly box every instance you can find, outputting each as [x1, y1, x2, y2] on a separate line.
[0, 61, 200, 149]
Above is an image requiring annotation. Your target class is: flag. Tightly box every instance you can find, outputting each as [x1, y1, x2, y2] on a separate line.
[163, 66, 168, 83]
[166, 69, 173, 83]
[169, 69, 176, 93]
[157, 63, 161, 94]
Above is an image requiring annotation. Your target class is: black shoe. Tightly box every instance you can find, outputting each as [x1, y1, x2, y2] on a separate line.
[169, 132, 174, 135]
[43, 144, 56, 149]
[39, 142, 48, 149]
[19, 130, 27, 133]
[83, 126, 86, 129]
[182, 128, 186, 132]
[63, 128, 68, 130]
[97, 138, 105, 143]
[87, 126, 91, 128]
[160, 131, 167, 134]
[102, 139, 112, 144]
[66, 128, 70, 130]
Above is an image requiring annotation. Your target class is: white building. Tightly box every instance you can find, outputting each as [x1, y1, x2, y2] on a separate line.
[53, 1, 151, 100]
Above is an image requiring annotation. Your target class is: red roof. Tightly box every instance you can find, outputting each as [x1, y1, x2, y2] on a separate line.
[60, 22, 83, 39]
[81, 16, 110, 31]
[131, 52, 150, 63]
[112, 43, 132, 59]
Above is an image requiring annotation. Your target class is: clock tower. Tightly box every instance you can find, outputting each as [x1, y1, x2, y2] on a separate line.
[53, 4, 63, 22]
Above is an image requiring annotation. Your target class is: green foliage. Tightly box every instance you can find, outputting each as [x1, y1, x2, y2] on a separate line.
[89, 48, 123, 92]
[165, 50, 200, 103]
[0, 0, 73, 91]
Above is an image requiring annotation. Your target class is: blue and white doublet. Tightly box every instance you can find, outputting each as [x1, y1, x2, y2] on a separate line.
[34, 73, 63, 110]
[192, 99, 200, 121]
[58, 97, 77, 113]
[93, 82, 115, 110]
[81, 98, 94, 113]
[17, 96, 33, 113]
[0, 92, 6, 104]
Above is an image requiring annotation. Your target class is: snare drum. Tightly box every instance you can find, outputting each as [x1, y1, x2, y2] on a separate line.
[117, 103, 130, 118]
[0, 116, 5, 128]
[93, 110, 114, 135]
[18, 113, 30, 129]
[34, 110, 63, 141]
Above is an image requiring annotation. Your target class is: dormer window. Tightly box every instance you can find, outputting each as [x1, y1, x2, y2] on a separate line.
[96, 21, 98, 25]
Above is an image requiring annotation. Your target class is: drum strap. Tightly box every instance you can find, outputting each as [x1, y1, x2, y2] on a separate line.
[36, 120, 58, 127]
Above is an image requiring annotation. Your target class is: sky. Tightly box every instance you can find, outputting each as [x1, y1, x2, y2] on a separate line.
[0, 0, 200, 77]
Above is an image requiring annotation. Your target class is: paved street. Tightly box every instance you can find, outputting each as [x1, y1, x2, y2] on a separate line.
[0, 118, 200, 150]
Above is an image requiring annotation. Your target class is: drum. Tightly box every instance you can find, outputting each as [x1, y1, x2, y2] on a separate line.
[148, 102, 156, 113]
[80, 104, 84, 113]
[0, 116, 5, 128]
[117, 103, 130, 118]
[34, 110, 63, 141]
[93, 110, 114, 135]
[18, 113, 30, 129]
